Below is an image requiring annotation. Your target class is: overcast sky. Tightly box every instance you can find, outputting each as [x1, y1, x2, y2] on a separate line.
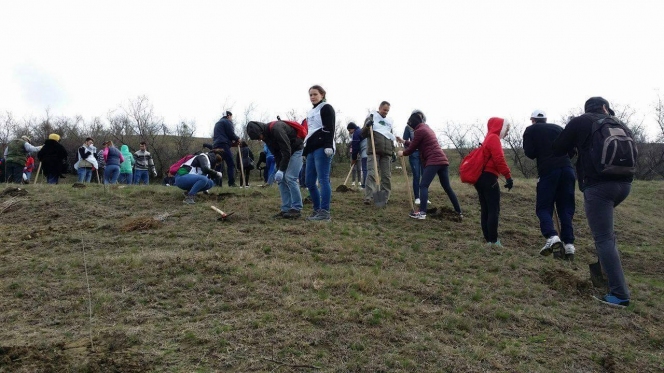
[1, 0, 663, 140]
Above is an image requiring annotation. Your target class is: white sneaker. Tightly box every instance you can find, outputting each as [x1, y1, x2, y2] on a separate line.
[351, 182, 356, 186]
[539, 235, 563, 256]
[427, 200, 432, 204]
[564, 243, 575, 261]
[415, 198, 421, 205]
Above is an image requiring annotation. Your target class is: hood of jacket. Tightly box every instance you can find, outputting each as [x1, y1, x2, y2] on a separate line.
[247, 121, 267, 140]
[120, 145, 131, 157]
[487, 117, 510, 139]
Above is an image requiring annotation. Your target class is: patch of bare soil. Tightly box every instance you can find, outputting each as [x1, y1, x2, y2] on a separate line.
[119, 217, 163, 232]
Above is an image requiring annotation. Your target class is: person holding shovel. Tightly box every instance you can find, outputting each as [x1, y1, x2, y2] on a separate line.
[246, 120, 304, 219]
[303, 85, 336, 222]
[362, 101, 396, 205]
[3, 135, 41, 183]
[398, 112, 462, 220]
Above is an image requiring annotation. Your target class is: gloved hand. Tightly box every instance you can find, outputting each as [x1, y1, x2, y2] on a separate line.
[324, 148, 334, 157]
[152, 170, 158, 177]
[215, 171, 223, 180]
[364, 116, 373, 127]
[275, 170, 284, 182]
[504, 178, 513, 191]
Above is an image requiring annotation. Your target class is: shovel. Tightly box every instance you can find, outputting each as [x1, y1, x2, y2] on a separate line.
[34, 162, 42, 184]
[399, 151, 415, 212]
[336, 164, 355, 192]
[368, 116, 388, 207]
[237, 143, 246, 188]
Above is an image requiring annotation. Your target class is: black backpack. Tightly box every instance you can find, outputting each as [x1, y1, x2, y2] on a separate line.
[585, 114, 638, 177]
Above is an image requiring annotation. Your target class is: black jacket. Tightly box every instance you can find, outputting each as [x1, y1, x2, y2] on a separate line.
[264, 122, 304, 172]
[523, 122, 573, 176]
[213, 117, 239, 147]
[552, 112, 633, 190]
[37, 139, 68, 175]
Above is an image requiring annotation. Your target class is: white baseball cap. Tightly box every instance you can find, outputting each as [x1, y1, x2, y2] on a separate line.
[530, 110, 546, 119]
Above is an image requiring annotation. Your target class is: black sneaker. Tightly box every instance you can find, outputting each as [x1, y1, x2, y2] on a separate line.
[283, 209, 302, 219]
[272, 211, 287, 219]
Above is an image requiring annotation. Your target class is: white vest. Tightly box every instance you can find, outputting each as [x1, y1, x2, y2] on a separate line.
[370, 111, 396, 142]
[304, 102, 335, 151]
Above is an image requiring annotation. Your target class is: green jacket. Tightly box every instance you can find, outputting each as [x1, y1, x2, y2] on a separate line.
[120, 145, 135, 173]
[5, 139, 28, 164]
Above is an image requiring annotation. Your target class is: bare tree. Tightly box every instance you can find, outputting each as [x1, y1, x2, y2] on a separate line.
[173, 120, 197, 157]
[0, 112, 18, 151]
[503, 120, 537, 178]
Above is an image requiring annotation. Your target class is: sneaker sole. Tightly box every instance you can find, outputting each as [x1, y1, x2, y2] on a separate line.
[591, 295, 628, 308]
[540, 241, 563, 256]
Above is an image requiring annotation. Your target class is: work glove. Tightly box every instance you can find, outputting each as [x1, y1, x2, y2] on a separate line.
[274, 170, 284, 182]
[364, 116, 373, 127]
[152, 170, 158, 177]
[215, 171, 223, 180]
[324, 148, 334, 157]
[504, 178, 513, 191]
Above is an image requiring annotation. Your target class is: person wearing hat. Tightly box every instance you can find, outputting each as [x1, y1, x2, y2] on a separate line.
[523, 110, 576, 260]
[37, 134, 68, 184]
[212, 110, 240, 187]
[246, 120, 304, 219]
[3, 135, 42, 183]
[397, 112, 462, 220]
[347, 122, 365, 187]
[553, 97, 635, 308]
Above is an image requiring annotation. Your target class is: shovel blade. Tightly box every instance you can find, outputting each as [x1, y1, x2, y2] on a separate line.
[373, 190, 388, 208]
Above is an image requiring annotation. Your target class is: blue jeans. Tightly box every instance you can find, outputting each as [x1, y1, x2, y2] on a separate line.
[536, 167, 576, 243]
[47, 173, 59, 184]
[306, 148, 332, 212]
[278, 150, 303, 212]
[409, 153, 422, 199]
[104, 165, 120, 184]
[419, 165, 461, 214]
[175, 173, 215, 195]
[265, 156, 275, 183]
[134, 169, 149, 185]
[119, 172, 133, 185]
[77, 167, 93, 182]
[584, 182, 631, 299]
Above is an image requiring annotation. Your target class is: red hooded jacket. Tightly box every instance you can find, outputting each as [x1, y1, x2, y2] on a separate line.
[402, 123, 449, 167]
[483, 117, 511, 179]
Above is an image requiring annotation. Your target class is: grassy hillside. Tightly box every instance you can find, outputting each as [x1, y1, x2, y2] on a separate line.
[1, 176, 663, 372]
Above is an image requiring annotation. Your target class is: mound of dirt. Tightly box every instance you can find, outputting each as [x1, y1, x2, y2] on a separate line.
[1, 187, 28, 197]
[119, 217, 163, 232]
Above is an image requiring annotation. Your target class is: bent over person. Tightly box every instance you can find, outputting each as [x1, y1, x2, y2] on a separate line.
[175, 150, 223, 204]
[247, 120, 304, 219]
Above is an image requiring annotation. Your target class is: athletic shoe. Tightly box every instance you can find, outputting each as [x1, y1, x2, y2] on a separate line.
[203, 190, 210, 195]
[308, 209, 320, 218]
[351, 182, 356, 186]
[283, 209, 301, 219]
[272, 211, 287, 219]
[539, 235, 563, 256]
[564, 243, 576, 262]
[307, 209, 331, 221]
[493, 240, 504, 248]
[409, 211, 426, 220]
[593, 294, 630, 308]
[363, 198, 372, 205]
[183, 196, 195, 205]
[415, 198, 421, 205]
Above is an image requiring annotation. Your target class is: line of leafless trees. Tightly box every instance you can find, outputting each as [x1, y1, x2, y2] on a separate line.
[3, 96, 664, 180]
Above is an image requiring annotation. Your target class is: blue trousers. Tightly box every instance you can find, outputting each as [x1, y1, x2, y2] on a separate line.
[409, 153, 422, 199]
[278, 150, 303, 212]
[133, 169, 149, 185]
[77, 167, 93, 182]
[219, 143, 235, 186]
[175, 173, 215, 195]
[306, 148, 332, 212]
[419, 165, 461, 214]
[265, 156, 275, 183]
[104, 165, 120, 184]
[536, 167, 576, 243]
[584, 182, 631, 299]
[119, 172, 133, 185]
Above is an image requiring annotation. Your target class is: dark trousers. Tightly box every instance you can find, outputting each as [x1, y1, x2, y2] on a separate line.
[361, 157, 368, 187]
[419, 165, 461, 214]
[239, 169, 251, 186]
[5, 161, 24, 183]
[474, 172, 500, 243]
[409, 154, 422, 199]
[536, 167, 576, 243]
[584, 182, 631, 299]
[219, 143, 235, 186]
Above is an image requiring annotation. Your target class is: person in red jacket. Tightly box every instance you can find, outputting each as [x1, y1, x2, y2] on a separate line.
[476, 117, 513, 247]
[398, 112, 462, 220]
[23, 155, 35, 183]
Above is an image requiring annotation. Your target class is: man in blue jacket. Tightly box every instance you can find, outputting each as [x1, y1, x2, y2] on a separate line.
[523, 110, 576, 260]
[212, 111, 240, 187]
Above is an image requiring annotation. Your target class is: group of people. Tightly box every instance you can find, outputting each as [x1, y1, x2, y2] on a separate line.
[2, 135, 158, 185]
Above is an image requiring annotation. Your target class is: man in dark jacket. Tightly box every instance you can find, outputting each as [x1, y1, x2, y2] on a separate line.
[552, 97, 634, 308]
[37, 133, 68, 184]
[212, 111, 240, 187]
[247, 121, 303, 219]
[523, 110, 576, 259]
[4, 135, 42, 183]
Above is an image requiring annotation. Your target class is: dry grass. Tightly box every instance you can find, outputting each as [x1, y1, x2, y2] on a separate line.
[0, 176, 663, 372]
